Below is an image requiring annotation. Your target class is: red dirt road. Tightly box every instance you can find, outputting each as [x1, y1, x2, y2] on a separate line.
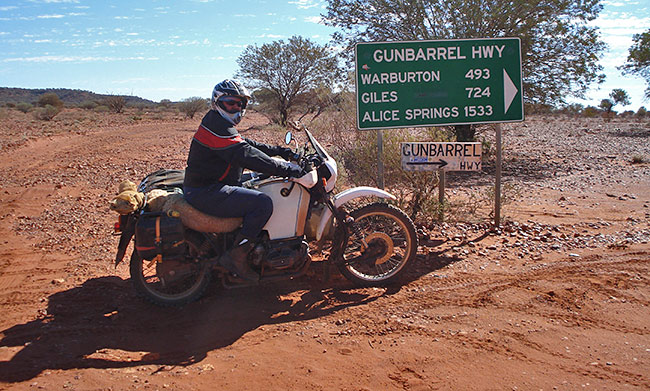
[0, 110, 648, 390]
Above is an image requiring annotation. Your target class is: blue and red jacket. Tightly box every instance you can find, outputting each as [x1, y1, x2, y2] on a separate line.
[184, 110, 299, 188]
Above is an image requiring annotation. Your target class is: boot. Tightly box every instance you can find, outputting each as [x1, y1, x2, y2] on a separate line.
[219, 236, 258, 281]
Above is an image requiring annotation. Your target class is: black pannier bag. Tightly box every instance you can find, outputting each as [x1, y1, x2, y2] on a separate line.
[135, 212, 186, 262]
[138, 169, 185, 193]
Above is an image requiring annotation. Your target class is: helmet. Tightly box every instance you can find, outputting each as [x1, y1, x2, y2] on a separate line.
[210, 79, 251, 125]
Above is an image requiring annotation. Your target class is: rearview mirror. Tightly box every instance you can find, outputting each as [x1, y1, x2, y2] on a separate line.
[284, 131, 293, 145]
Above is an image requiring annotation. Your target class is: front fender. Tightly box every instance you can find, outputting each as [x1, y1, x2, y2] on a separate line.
[316, 186, 396, 241]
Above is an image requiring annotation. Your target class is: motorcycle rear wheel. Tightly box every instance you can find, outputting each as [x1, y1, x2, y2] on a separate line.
[129, 250, 211, 306]
[337, 203, 418, 286]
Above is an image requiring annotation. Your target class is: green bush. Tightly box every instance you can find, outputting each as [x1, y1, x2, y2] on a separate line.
[79, 100, 98, 110]
[583, 106, 600, 118]
[178, 97, 208, 119]
[37, 93, 64, 109]
[33, 104, 61, 121]
[16, 102, 33, 113]
[94, 105, 110, 113]
[340, 129, 453, 221]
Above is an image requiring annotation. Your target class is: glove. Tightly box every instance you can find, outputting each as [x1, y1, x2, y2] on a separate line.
[280, 161, 303, 178]
[291, 168, 318, 189]
[278, 147, 299, 162]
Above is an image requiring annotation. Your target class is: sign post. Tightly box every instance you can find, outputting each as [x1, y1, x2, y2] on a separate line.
[355, 37, 523, 226]
[400, 142, 482, 172]
[355, 37, 523, 129]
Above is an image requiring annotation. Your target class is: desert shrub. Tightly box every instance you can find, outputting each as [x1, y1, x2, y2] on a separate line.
[631, 155, 648, 164]
[620, 110, 635, 118]
[33, 104, 61, 121]
[132, 102, 154, 111]
[37, 93, 64, 109]
[178, 97, 208, 119]
[5, 102, 16, 108]
[525, 102, 553, 115]
[583, 106, 600, 118]
[16, 102, 33, 113]
[334, 128, 451, 222]
[158, 99, 173, 110]
[94, 105, 110, 113]
[103, 96, 126, 113]
[79, 100, 98, 110]
[636, 106, 647, 118]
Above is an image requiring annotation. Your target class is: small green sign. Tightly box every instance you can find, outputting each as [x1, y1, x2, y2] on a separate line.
[355, 38, 523, 130]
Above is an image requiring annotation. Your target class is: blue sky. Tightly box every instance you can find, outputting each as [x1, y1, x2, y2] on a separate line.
[1, 0, 649, 111]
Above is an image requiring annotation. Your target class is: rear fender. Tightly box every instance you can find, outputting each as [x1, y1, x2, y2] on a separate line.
[315, 187, 396, 241]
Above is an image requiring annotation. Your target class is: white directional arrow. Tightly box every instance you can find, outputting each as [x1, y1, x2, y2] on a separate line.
[503, 69, 518, 114]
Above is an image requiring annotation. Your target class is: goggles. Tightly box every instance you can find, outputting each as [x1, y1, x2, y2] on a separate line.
[219, 97, 245, 108]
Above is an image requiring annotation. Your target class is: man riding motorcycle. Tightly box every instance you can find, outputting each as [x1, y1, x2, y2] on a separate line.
[183, 79, 310, 281]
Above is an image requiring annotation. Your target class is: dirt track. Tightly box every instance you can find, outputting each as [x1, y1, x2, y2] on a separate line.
[0, 110, 648, 390]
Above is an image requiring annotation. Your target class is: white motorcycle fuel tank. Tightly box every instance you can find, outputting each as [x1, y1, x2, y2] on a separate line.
[255, 178, 311, 240]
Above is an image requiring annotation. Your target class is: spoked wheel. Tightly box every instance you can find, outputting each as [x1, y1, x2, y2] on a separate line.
[337, 202, 418, 286]
[129, 244, 211, 306]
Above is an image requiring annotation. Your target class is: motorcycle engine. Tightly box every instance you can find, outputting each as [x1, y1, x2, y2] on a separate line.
[263, 239, 308, 270]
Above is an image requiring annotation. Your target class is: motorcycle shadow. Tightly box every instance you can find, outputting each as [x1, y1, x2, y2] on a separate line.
[0, 270, 389, 383]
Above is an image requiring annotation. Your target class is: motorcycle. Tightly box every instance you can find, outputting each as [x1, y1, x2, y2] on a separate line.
[113, 123, 418, 306]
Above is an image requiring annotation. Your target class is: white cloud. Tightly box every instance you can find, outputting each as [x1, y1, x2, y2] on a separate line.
[0, 6, 18, 11]
[288, 0, 321, 10]
[29, 0, 79, 3]
[37, 14, 65, 19]
[595, 15, 650, 31]
[2, 55, 159, 63]
[304, 16, 321, 24]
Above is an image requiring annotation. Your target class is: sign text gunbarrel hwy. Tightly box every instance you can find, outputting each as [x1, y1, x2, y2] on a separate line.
[401, 142, 482, 172]
[355, 38, 523, 130]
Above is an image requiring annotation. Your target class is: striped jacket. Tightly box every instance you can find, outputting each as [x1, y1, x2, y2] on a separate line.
[184, 110, 299, 188]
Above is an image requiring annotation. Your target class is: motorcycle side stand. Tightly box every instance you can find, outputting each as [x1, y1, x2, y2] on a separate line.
[221, 273, 260, 289]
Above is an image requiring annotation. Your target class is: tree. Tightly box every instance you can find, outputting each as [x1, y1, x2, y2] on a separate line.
[599, 98, 613, 113]
[620, 29, 650, 100]
[599, 89, 630, 121]
[324, 0, 606, 139]
[236, 36, 342, 126]
[609, 88, 630, 107]
[178, 97, 208, 119]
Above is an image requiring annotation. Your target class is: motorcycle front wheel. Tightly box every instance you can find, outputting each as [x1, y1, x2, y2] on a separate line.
[129, 249, 211, 307]
[337, 202, 418, 286]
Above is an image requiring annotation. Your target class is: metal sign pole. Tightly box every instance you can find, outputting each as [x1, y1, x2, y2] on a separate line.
[377, 129, 384, 189]
[494, 123, 502, 227]
[438, 168, 445, 221]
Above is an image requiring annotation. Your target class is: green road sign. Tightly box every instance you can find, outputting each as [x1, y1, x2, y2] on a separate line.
[355, 38, 523, 130]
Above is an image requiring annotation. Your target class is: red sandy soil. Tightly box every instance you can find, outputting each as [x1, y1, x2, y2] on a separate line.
[0, 108, 648, 390]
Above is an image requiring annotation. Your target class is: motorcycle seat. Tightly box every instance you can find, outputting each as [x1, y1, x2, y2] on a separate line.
[149, 191, 242, 233]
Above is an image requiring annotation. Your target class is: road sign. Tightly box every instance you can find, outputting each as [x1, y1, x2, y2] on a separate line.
[356, 38, 523, 130]
[401, 142, 482, 171]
